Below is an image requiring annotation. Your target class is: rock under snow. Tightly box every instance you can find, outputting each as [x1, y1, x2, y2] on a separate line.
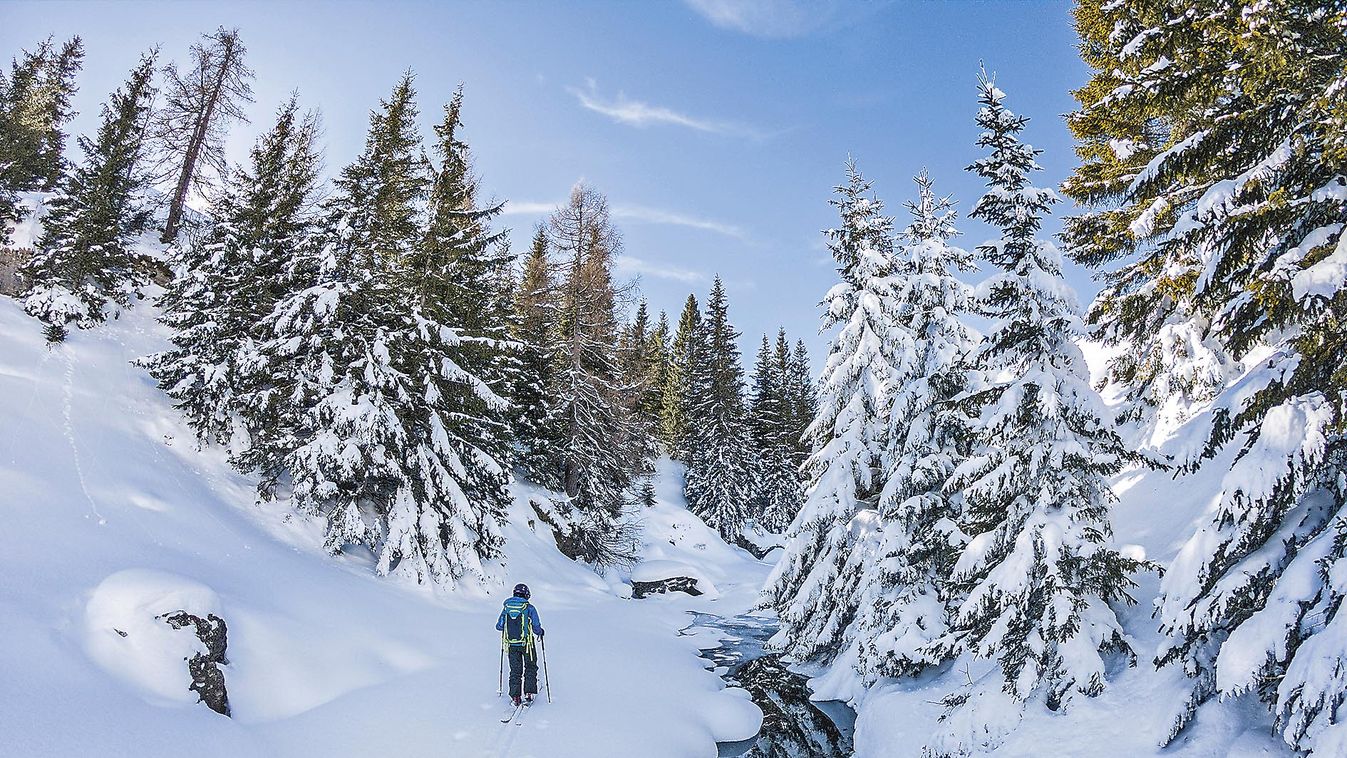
[83, 569, 230, 714]
[630, 560, 719, 599]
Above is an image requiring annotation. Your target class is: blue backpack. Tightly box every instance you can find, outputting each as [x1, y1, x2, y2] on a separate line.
[502, 597, 534, 651]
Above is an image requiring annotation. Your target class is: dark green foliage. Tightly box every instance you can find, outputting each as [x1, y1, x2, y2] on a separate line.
[21, 51, 156, 342]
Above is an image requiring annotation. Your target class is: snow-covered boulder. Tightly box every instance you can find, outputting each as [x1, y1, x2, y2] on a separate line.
[630, 560, 719, 599]
[83, 569, 231, 715]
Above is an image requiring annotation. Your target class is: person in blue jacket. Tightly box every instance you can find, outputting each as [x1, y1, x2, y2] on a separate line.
[496, 583, 544, 705]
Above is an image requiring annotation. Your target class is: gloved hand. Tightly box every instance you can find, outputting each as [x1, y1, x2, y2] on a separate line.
[537, 629, 545, 638]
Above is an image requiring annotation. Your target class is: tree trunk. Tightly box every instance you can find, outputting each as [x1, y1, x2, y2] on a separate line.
[161, 43, 236, 243]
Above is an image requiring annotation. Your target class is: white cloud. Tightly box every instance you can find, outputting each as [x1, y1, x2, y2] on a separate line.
[615, 255, 707, 284]
[499, 200, 560, 216]
[568, 79, 767, 139]
[611, 204, 749, 241]
[683, 0, 882, 39]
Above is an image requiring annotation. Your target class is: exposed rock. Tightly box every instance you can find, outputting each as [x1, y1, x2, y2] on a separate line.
[631, 576, 703, 599]
[730, 653, 851, 758]
[160, 610, 231, 717]
[0, 246, 29, 297]
[734, 534, 773, 560]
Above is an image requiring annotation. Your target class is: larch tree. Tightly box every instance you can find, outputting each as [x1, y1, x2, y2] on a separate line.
[155, 27, 255, 243]
[544, 183, 648, 565]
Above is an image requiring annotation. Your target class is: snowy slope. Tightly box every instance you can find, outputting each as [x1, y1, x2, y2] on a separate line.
[835, 342, 1294, 757]
[0, 295, 771, 757]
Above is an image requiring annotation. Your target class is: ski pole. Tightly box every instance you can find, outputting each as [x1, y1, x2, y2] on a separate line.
[541, 636, 552, 703]
[498, 630, 505, 696]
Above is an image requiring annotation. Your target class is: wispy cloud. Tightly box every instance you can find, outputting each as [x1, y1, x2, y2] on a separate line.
[615, 255, 707, 284]
[500, 200, 560, 216]
[502, 198, 750, 242]
[683, 0, 884, 39]
[612, 204, 749, 241]
[568, 79, 768, 139]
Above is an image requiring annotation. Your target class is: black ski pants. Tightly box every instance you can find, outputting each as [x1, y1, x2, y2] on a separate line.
[507, 644, 538, 698]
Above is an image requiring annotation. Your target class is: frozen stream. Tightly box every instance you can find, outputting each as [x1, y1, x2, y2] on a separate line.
[686, 612, 856, 758]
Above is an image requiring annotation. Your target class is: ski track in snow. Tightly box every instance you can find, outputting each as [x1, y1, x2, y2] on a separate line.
[61, 347, 105, 526]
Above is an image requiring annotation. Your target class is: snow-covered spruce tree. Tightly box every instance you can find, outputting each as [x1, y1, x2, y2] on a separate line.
[145, 96, 322, 446]
[748, 330, 804, 533]
[763, 159, 905, 662]
[153, 27, 255, 243]
[544, 184, 648, 565]
[923, 75, 1147, 756]
[1061, 1, 1242, 432]
[784, 337, 816, 475]
[412, 83, 518, 489]
[644, 309, 672, 442]
[21, 51, 156, 343]
[239, 75, 508, 586]
[1113, 4, 1346, 752]
[0, 35, 83, 230]
[850, 170, 977, 684]
[662, 292, 701, 459]
[511, 225, 561, 486]
[618, 299, 660, 467]
[684, 275, 753, 541]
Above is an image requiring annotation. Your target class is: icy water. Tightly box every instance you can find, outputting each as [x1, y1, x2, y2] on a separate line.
[686, 612, 856, 758]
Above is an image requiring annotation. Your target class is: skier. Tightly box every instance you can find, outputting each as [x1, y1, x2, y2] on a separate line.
[496, 583, 545, 706]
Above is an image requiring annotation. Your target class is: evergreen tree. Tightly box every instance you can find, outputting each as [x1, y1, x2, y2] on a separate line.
[1061, 1, 1242, 432]
[923, 75, 1146, 757]
[684, 276, 753, 540]
[1063, 3, 1347, 751]
[763, 159, 905, 663]
[21, 51, 157, 343]
[415, 83, 517, 477]
[146, 95, 322, 446]
[785, 338, 816, 473]
[662, 293, 701, 458]
[511, 225, 560, 484]
[644, 309, 672, 440]
[154, 27, 255, 243]
[237, 75, 508, 587]
[544, 184, 648, 564]
[847, 170, 977, 684]
[748, 330, 803, 533]
[0, 34, 83, 229]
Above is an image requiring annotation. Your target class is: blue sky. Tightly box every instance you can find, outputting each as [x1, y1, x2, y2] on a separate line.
[2, 0, 1092, 366]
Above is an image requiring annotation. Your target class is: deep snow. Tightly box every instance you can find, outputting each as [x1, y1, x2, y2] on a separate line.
[0, 294, 772, 757]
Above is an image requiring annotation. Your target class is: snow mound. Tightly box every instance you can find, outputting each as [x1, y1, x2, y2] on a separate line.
[83, 569, 223, 708]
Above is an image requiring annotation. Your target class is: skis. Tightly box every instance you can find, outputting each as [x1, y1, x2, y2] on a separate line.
[500, 699, 537, 725]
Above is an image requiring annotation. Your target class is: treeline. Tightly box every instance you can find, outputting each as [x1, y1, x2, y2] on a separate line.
[0, 30, 813, 585]
[767, 2, 1345, 756]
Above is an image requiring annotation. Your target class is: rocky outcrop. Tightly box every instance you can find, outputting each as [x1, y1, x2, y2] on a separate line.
[159, 611, 231, 716]
[632, 576, 704, 598]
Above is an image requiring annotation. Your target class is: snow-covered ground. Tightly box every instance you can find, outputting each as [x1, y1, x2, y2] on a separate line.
[0, 295, 772, 757]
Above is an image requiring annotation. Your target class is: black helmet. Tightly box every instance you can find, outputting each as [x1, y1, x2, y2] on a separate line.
[513, 583, 530, 599]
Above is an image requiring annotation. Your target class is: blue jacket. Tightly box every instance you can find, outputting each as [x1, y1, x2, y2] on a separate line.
[496, 596, 544, 640]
